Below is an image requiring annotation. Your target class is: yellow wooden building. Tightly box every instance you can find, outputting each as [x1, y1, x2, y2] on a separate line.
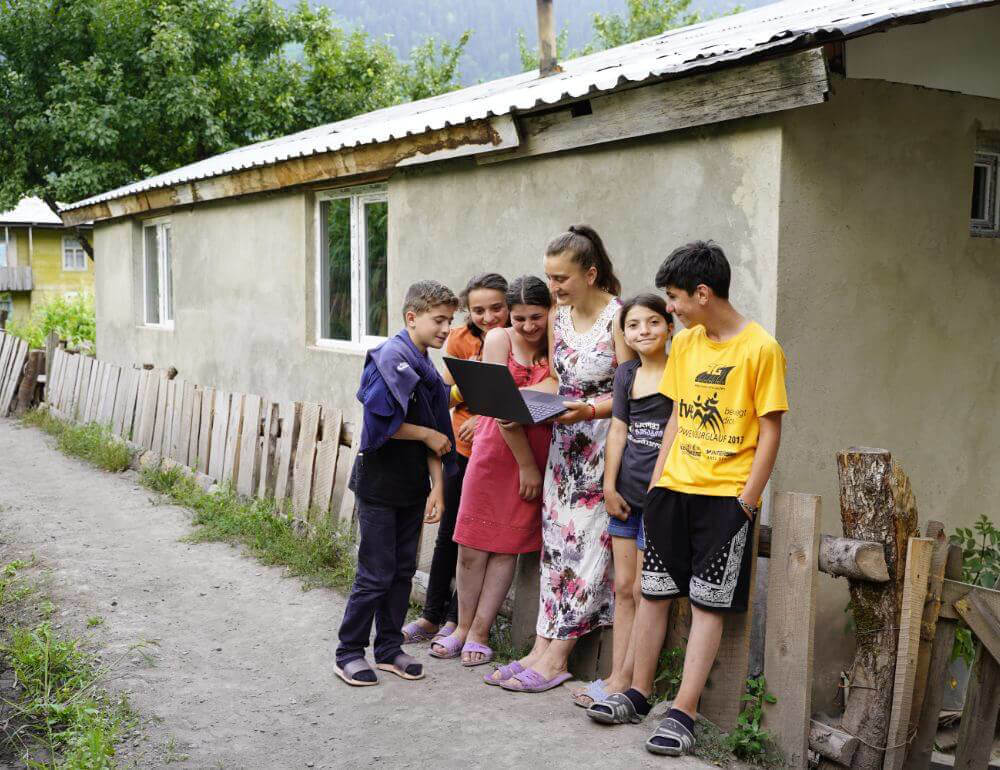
[0, 197, 94, 323]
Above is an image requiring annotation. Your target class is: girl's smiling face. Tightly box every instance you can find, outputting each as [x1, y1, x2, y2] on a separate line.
[510, 304, 548, 346]
[466, 288, 509, 334]
[623, 305, 672, 356]
[544, 252, 596, 306]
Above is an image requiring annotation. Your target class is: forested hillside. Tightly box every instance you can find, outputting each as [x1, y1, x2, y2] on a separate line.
[275, 0, 761, 83]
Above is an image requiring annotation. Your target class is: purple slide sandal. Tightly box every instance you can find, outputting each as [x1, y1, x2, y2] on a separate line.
[428, 633, 464, 659]
[500, 668, 573, 693]
[483, 660, 525, 686]
[461, 641, 494, 667]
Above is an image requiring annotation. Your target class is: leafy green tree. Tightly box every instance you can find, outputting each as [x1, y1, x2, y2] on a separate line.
[589, 0, 705, 49]
[0, 0, 468, 253]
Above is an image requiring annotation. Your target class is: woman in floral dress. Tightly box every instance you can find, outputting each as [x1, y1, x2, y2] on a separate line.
[491, 225, 633, 693]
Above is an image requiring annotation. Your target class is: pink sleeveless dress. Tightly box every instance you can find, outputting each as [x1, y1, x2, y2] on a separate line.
[452, 350, 553, 554]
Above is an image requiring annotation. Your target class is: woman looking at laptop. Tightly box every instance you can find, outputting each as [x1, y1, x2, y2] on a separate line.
[431, 276, 553, 666]
[489, 225, 633, 692]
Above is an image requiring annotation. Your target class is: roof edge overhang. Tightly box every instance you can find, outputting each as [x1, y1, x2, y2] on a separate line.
[62, 0, 1000, 226]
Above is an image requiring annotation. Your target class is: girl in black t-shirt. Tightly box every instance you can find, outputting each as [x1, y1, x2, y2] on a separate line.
[571, 293, 674, 708]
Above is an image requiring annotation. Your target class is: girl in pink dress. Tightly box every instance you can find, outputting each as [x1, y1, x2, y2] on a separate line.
[430, 276, 553, 666]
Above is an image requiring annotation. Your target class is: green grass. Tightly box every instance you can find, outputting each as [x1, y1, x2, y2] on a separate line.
[140, 465, 358, 592]
[21, 410, 132, 473]
[0, 559, 136, 769]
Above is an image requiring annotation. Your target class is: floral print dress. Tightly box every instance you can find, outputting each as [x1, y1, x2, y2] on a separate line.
[536, 298, 620, 639]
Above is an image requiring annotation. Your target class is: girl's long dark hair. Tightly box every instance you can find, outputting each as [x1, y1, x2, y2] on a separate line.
[619, 293, 673, 331]
[506, 275, 551, 364]
[460, 272, 509, 337]
[545, 224, 622, 296]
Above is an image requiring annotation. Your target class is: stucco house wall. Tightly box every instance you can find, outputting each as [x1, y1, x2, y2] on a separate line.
[774, 76, 1000, 704]
[94, 120, 783, 413]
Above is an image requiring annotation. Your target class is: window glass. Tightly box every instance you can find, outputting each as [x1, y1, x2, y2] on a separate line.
[365, 200, 388, 338]
[971, 163, 990, 221]
[163, 226, 174, 321]
[0, 242, 7, 268]
[144, 226, 160, 324]
[322, 198, 352, 341]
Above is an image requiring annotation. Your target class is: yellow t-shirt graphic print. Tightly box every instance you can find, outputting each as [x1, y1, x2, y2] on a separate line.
[656, 321, 788, 497]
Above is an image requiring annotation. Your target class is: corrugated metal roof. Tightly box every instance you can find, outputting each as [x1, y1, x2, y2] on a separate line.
[65, 0, 993, 211]
[0, 196, 66, 226]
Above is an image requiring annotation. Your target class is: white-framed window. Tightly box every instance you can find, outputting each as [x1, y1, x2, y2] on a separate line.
[971, 149, 999, 237]
[62, 236, 87, 271]
[315, 184, 388, 347]
[142, 218, 174, 326]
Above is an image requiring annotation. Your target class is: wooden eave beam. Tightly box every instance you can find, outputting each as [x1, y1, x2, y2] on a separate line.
[479, 47, 830, 166]
[60, 116, 519, 226]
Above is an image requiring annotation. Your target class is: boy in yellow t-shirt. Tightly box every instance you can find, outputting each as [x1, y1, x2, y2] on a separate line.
[586, 241, 787, 757]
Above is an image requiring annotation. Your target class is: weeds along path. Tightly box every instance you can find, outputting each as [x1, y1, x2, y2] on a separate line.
[0, 419, 715, 769]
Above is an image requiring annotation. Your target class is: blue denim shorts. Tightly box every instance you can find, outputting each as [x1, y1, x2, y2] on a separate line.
[608, 506, 645, 549]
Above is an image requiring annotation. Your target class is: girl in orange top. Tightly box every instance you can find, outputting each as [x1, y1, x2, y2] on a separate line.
[401, 273, 509, 644]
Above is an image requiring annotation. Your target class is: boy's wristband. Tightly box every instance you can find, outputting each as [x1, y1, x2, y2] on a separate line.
[736, 496, 760, 516]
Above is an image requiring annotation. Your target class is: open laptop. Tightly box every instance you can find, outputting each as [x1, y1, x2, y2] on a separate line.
[443, 357, 567, 425]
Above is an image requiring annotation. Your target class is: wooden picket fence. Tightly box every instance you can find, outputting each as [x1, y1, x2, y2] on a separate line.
[0, 331, 30, 417]
[35, 351, 1000, 769]
[44, 348, 356, 525]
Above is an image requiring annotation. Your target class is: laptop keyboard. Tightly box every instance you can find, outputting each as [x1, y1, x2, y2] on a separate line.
[526, 400, 561, 421]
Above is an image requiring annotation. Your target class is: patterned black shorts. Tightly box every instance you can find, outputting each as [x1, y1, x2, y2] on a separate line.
[640, 487, 756, 612]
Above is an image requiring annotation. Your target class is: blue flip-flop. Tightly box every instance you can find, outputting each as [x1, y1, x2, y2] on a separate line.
[571, 679, 608, 708]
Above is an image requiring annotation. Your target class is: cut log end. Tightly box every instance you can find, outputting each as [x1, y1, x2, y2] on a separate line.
[809, 720, 859, 766]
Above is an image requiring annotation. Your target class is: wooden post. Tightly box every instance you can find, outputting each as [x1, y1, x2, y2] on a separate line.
[835, 447, 918, 770]
[14, 350, 44, 414]
[44, 330, 58, 386]
[953, 640, 1000, 769]
[763, 492, 821, 769]
[535, 0, 561, 76]
[907, 523, 949, 731]
[883, 537, 934, 770]
[906, 544, 964, 769]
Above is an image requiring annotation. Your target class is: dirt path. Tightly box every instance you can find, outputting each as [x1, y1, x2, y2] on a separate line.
[0, 419, 716, 769]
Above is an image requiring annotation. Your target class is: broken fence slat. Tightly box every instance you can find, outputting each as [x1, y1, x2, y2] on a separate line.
[222, 393, 244, 486]
[175, 380, 195, 464]
[0, 338, 28, 417]
[273, 401, 301, 506]
[120, 368, 142, 441]
[256, 401, 280, 500]
[196, 386, 215, 475]
[185, 386, 202, 469]
[309, 405, 343, 523]
[135, 370, 159, 450]
[99, 365, 121, 427]
[291, 402, 320, 515]
[236, 393, 263, 497]
[151, 372, 169, 454]
[207, 390, 230, 481]
[110, 366, 131, 435]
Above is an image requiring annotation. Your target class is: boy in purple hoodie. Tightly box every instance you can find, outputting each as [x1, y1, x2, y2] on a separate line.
[335, 281, 460, 686]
